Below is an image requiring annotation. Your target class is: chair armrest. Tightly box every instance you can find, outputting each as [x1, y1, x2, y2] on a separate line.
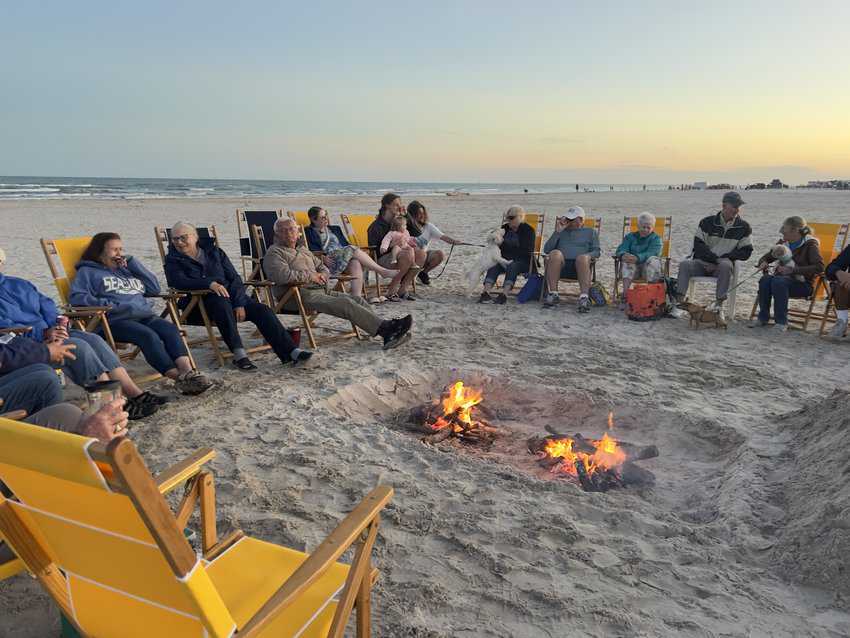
[64, 309, 108, 320]
[65, 305, 112, 312]
[238, 485, 393, 637]
[148, 292, 189, 300]
[333, 274, 357, 282]
[247, 280, 275, 288]
[156, 448, 217, 494]
[0, 326, 32, 335]
[0, 409, 28, 421]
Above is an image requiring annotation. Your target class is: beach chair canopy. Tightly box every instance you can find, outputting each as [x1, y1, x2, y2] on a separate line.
[0, 417, 391, 637]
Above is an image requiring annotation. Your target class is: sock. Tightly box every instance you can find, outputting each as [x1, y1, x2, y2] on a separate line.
[233, 347, 247, 360]
[838, 309, 848, 321]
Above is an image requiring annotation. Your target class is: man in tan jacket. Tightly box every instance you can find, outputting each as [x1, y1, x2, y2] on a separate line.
[263, 218, 412, 349]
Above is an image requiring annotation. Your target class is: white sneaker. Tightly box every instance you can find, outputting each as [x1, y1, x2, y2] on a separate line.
[828, 317, 848, 338]
[542, 292, 560, 308]
[717, 308, 727, 325]
[668, 306, 686, 319]
[773, 323, 789, 334]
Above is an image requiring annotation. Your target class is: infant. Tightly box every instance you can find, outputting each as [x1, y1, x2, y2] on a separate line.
[771, 244, 804, 282]
[380, 217, 418, 262]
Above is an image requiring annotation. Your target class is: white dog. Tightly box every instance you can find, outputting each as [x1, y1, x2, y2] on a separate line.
[466, 227, 511, 290]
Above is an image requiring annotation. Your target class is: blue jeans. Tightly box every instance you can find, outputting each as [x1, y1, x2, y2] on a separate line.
[758, 275, 812, 325]
[0, 363, 63, 414]
[484, 259, 530, 289]
[62, 329, 122, 388]
[108, 316, 188, 374]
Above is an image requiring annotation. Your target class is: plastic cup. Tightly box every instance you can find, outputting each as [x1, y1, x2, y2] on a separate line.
[83, 380, 123, 416]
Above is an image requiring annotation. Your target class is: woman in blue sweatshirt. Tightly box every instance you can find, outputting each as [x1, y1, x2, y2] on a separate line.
[614, 212, 663, 303]
[70, 233, 212, 395]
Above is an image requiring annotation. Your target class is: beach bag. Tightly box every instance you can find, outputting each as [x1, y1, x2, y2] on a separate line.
[517, 273, 544, 303]
[626, 283, 666, 321]
[588, 281, 610, 306]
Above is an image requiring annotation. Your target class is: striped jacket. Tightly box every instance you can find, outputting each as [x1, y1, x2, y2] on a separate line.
[691, 212, 753, 263]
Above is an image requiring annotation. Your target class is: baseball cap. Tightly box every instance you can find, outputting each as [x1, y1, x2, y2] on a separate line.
[563, 206, 585, 220]
[722, 191, 745, 207]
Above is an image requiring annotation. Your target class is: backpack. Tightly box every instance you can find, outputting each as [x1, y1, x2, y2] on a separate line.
[588, 281, 610, 306]
[517, 273, 544, 303]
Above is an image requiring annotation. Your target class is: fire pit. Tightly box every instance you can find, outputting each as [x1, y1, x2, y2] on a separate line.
[528, 417, 658, 492]
[406, 380, 498, 445]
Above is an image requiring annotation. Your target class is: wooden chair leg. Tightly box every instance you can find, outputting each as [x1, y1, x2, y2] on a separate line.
[198, 471, 218, 554]
[197, 298, 225, 367]
[356, 572, 372, 638]
[328, 518, 379, 638]
[165, 299, 198, 370]
[292, 288, 318, 349]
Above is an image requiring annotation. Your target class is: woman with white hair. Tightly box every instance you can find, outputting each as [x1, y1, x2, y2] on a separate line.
[164, 222, 312, 371]
[614, 211, 663, 305]
[479, 206, 536, 304]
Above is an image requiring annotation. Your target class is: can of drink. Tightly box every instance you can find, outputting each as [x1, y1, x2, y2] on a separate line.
[288, 327, 301, 348]
[56, 316, 70, 330]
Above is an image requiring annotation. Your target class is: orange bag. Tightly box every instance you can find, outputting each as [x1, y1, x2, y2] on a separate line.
[625, 282, 666, 321]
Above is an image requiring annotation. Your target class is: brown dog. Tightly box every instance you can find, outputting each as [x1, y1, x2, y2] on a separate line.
[681, 302, 728, 330]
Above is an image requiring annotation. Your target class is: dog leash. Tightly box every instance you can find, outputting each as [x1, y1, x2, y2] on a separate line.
[704, 267, 762, 311]
[429, 242, 483, 280]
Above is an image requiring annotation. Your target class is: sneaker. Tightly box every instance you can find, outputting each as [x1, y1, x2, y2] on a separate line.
[386, 293, 402, 302]
[578, 296, 591, 313]
[286, 349, 313, 366]
[417, 271, 431, 285]
[137, 391, 172, 406]
[478, 292, 493, 304]
[542, 292, 560, 308]
[773, 323, 788, 333]
[668, 306, 686, 319]
[175, 370, 213, 396]
[494, 293, 507, 305]
[748, 319, 768, 328]
[399, 291, 417, 301]
[233, 357, 258, 372]
[717, 307, 727, 325]
[383, 323, 412, 350]
[125, 394, 159, 420]
[828, 317, 848, 338]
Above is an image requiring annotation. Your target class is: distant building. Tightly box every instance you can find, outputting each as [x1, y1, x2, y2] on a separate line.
[693, 181, 707, 190]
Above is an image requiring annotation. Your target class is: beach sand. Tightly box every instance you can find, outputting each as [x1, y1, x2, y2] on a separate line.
[1, 190, 849, 637]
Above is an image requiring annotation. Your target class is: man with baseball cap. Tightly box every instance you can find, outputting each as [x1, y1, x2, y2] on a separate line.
[541, 206, 600, 312]
[674, 191, 753, 321]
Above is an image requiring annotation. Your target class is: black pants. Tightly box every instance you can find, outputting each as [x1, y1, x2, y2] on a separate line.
[185, 297, 296, 362]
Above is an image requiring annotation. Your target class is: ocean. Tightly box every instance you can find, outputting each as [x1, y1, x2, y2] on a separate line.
[0, 177, 672, 200]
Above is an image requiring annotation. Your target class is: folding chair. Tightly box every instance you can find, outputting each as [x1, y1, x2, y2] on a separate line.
[340, 214, 416, 298]
[236, 209, 285, 284]
[612, 216, 673, 299]
[250, 225, 360, 349]
[0, 416, 392, 637]
[685, 258, 743, 319]
[539, 217, 603, 300]
[154, 225, 275, 366]
[749, 223, 849, 333]
[40, 237, 193, 383]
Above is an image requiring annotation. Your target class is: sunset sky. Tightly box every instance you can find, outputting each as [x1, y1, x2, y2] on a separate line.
[3, 1, 849, 184]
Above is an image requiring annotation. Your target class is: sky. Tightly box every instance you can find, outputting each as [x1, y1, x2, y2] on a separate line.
[2, 1, 850, 184]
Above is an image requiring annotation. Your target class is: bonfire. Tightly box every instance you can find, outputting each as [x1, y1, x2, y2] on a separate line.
[407, 380, 498, 445]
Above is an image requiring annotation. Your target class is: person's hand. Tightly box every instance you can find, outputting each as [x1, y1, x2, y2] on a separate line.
[79, 398, 129, 443]
[621, 253, 637, 264]
[234, 306, 246, 322]
[112, 255, 128, 269]
[555, 217, 568, 232]
[836, 270, 850, 289]
[210, 282, 230, 297]
[43, 326, 68, 342]
[47, 342, 76, 363]
[322, 255, 333, 267]
[756, 261, 769, 272]
[311, 272, 328, 285]
[775, 265, 793, 275]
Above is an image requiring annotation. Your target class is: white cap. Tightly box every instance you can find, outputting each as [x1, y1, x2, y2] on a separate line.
[563, 206, 585, 220]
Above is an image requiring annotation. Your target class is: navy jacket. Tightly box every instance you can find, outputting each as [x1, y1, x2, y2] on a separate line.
[0, 336, 50, 376]
[826, 245, 850, 281]
[164, 239, 250, 309]
[304, 225, 349, 252]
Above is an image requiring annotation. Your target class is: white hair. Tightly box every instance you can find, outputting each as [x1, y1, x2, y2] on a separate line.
[172, 221, 197, 235]
[504, 206, 526, 223]
[273, 217, 297, 233]
[637, 212, 656, 227]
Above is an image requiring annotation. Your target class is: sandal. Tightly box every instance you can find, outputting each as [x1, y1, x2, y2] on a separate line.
[233, 357, 258, 372]
[386, 294, 402, 302]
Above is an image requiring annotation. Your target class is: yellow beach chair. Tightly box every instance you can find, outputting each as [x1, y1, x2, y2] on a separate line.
[40, 236, 194, 382]
[0, 417, 392, 637]
[612, 216, 673, 298]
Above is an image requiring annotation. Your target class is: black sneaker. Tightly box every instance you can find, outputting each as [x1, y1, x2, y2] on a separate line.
[125, 394, 159, 420]
[417, 271, 431, 285]
[383, 323, 412, 350]
[289, 350, 314, 366]
[233, 357, 258, 372]
[478, 292, 492, 304]
[494, 293, 507, 305]
[137, 391, 172, 406]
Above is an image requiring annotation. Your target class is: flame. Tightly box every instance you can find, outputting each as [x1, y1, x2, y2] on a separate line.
[543, 419, 627, 478]
[429, 381, 483, 432]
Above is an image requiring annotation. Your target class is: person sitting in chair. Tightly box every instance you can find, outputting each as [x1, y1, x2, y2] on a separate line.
[825, 243, 850, 339]
[542, 206, 600, 312]
[70, 233, 212, 395]
[304, 207, 397, 299]
[674, 191, 753, 323]
[479, 206, 535, 305]
[264, 218, 413, 350]
[614, 212, 663, 307]
[405, 201, 464, 285]
[164, 222, 312, 371]
[367, 193, 423, 301]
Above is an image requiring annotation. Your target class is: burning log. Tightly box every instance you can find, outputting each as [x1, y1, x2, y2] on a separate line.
[407, 380, 498, 447]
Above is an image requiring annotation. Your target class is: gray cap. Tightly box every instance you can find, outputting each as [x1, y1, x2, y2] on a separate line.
[722, 191, 745, 207]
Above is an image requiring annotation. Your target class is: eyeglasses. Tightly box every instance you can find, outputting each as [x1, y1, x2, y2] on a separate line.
[506, 215, 517, 220]
[172, 234, 191, 243]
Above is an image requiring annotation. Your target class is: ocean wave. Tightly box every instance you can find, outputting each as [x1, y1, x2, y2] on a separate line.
[0, 187, 61, 193]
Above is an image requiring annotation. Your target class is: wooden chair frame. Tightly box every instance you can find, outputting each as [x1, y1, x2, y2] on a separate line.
[539, 217, 603, 300]
[154, 225, 278, 367]
[250, 225, 360, 349]
[0, 434, 392, 637]
[40, 237, 195, 383]
[612, 216, 673, 299]
[748, 223, 849, 333]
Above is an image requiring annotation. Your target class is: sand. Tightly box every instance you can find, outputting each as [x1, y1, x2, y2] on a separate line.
[1, 190, 849, 637]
